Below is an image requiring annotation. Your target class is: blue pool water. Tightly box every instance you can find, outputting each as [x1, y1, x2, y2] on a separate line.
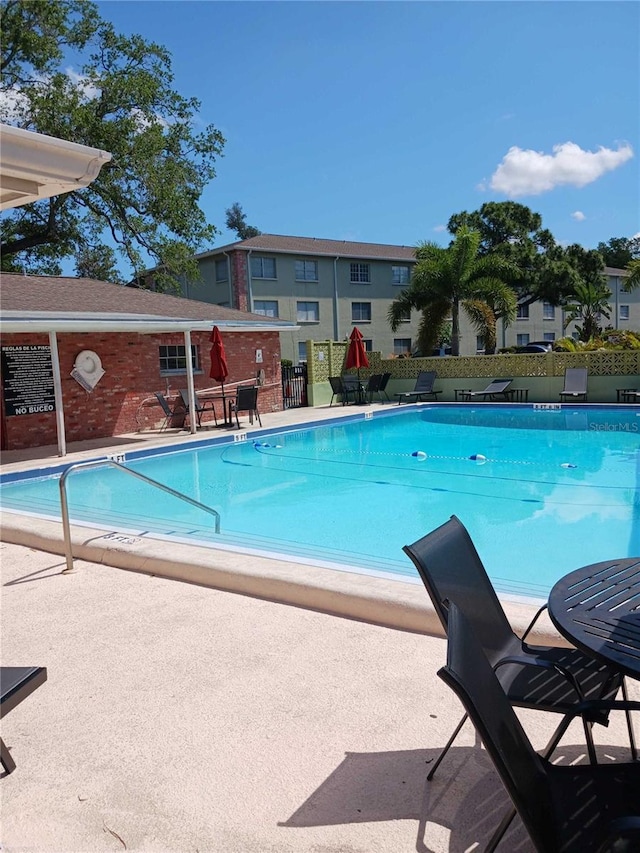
[2, 405, 639, 599]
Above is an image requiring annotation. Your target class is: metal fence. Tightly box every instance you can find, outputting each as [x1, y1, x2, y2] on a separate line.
[282, 364, 308, 408]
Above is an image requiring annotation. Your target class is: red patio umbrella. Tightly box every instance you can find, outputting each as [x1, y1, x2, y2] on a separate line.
[344, 326, 369, 378]
[209, 326, 229, 388]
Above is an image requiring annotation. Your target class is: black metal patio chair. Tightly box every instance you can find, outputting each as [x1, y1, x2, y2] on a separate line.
[403, 516, 635, 784]
[230, 385, 262, 428]
[394, 370, 439, 404]
[179, 389, 216, 427]
[154, 392, 184, 430]
[439, 602, 640, 852]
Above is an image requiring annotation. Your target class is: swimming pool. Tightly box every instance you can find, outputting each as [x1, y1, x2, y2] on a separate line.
[1, 405, 639, 599]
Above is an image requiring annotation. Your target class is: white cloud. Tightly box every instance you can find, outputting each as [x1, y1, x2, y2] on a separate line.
[571, 210, 586, 222]
[65, 68, 100, 101]
[489, 141, 634, 197]
[433, 224, 447, 233]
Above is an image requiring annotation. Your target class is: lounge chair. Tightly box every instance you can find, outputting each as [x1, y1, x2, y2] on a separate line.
[179, 389, 216, 427]
[462, 378, 513, 401]
[559, 367, 588, 402]
[402, 516, 634, 784]
[395, 370, 439, 404]
[439, 602, 640, 853]
[1, 666, 47, 774]
[154, 392, 184, 430]
[230, 385, 262, 428]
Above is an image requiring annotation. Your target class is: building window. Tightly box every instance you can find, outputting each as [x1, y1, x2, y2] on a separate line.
[253, 300, 279, 318]
[350, 262, 370, 283]
[516, 304, 529, 320]
[159, 344, 199, 374]
[476, 335, 485, 352]
[250, 256, 276, 279]
[296, 301, 319, 322]
[215, 259, 228, 282]
[620, 305, 630, 321]
[392, 265, 410, 285]
[516, 334, 530, 347]
[543, 332, 556, 342]
[362, 338, 373, 352]
[295, 259, 318, 281]
[297, 341, 307, 363]
[351, 301, 371, 322]
[397, 308, 411, 323]
[543, 302, 555, 320]
[394, 338, 411, 355]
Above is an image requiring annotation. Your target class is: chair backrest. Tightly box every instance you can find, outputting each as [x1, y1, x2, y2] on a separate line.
[439, 603, 555, 851]
[154, 392, 174, 417]
[366, 374, 382, 392]
[235, 385, 258, 411]
[179, 389, 191, 409]
[414, 370, 436, 392]
[329, 376, 344, 394]
[562, 367, 587, 392]
[378, 372, 392, 392]
[483, 378, 512, 393]
[403, 516, 515, 665]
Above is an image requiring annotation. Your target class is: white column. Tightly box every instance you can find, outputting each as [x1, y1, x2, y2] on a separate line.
[49, 330, 67, 456]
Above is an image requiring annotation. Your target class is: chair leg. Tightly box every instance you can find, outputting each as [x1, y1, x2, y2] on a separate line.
[1, 738, 16, 774]
[485, 806, 517, 853]
[427, 712, 469, 780]
[622, 678, 638, 761]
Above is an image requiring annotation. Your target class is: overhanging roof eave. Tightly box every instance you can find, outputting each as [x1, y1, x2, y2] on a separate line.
[0, 313, 299, 334]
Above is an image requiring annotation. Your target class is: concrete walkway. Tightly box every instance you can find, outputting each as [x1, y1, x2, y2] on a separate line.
[2, 542, 638, 853]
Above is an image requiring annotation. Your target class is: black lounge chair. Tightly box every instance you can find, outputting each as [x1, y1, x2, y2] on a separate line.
[463, 378, 513, 401]
[559, 367, 588, 402]
[439, 602, 640, 853]
[395, 370, 439, 404]
[179, 389, 216, 427]
[1, 666, 47, 774]
[230, 385, 262, 428]
[154, 391, 184, 430]
[403, 516, 635, 784]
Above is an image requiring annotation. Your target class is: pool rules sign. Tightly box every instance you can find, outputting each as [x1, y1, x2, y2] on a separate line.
[1, 345, 56, 416]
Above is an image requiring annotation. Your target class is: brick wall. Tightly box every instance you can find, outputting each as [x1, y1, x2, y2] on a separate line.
[1, 330, 283, 451]
[231, 250, 248, 311]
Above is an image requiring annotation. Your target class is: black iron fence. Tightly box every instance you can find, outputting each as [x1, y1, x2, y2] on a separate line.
[282, 364, 308, 409]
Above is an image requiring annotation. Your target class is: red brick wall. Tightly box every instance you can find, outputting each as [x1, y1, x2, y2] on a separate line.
[231, 250, 248, 311]
[0, 330, 283, 451]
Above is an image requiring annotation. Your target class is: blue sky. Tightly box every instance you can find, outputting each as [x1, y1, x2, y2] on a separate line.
[96, 1, 638, 254]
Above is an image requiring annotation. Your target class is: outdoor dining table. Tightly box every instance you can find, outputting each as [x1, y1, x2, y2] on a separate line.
[197, 390, 234, 427]
[547, 557, 640, 680]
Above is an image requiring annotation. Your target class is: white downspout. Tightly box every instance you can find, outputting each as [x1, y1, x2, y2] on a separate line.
[184, 329, 197, 435]
[49, 330, 67, 456]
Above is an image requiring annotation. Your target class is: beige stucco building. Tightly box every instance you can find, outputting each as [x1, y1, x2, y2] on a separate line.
[166, 234, 638, 363]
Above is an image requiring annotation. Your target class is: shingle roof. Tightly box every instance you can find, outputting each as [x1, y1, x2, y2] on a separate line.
[200, 233, 418, 262]
[0, 273, 291, 326]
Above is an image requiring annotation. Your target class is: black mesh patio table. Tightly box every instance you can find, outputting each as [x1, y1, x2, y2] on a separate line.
[548, 558, 640, 680]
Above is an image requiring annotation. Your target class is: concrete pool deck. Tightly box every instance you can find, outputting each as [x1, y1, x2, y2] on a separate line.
[2, 540, 639, 853]
[2, 404, 639, 851]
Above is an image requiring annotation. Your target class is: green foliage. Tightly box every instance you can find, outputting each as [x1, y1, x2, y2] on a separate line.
[388, 226, 518, 356]
[0, 0, 225, 285]
[596, 236, 640, 269]
[623, 259, 640, 292]
[563, 280, 611, 342]
[225, 203, 261, 241]
[555, 330, 640, 351]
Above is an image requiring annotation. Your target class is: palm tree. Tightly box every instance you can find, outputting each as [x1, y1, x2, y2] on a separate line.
[624, 258, 640, 292]
[563, 281, 612, 342]
[388, 226, 518, 356]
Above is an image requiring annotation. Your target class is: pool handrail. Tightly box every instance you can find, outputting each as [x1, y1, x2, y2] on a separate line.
[59, 459, 221, 573]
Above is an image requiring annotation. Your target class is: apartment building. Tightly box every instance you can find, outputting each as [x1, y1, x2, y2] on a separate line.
[169, 235, 638, 363]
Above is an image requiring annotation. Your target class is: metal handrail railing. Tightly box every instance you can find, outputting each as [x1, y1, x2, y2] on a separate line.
[59, 459, 221, 573]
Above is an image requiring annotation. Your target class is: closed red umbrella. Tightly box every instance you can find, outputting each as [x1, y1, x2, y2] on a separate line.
[209, 326, 229, 386]
[345, 326, 369, 375]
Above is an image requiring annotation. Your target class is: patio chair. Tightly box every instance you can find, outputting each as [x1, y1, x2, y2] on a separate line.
[341, 374, 364, 404]
[403, 516, 634, 784]
[377, 372, 392, 403]
[154, 392, 184, 430]
[179, 389, 216, 427]
[439, 602, 640, 853]
[1, 666, 47, 774]
[364, 373, 382, 404]
[395, 370, 439, 404]
[230, 385, 262, 428]
[463, 378, 513, 401]
[559, 367, 588, 402]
